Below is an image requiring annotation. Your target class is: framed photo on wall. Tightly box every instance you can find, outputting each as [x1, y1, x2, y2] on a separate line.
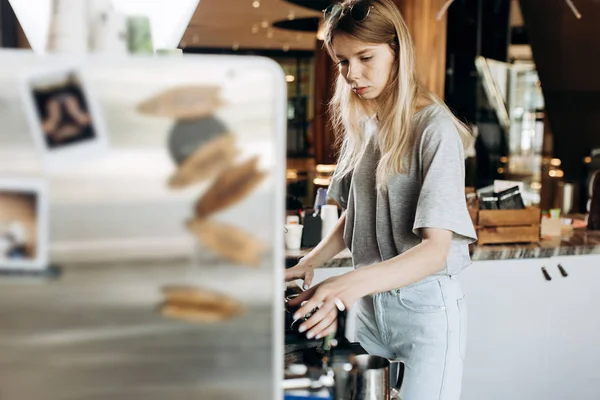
[0, 178, 49, 270]
[19, 63, 109, 168]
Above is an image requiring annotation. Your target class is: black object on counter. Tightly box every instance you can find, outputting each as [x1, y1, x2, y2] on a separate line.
[285, 293, 322, 342]
[478, 185, 525, 210]
[479, 191, 499, 210]
[497, 185, 526, 210]
[302, 213, 322, 248]
[329, 309, 353, 361]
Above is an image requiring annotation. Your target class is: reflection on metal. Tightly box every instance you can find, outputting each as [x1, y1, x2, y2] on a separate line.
[475, 56, 511, 133]
[0, 262, 274, 400]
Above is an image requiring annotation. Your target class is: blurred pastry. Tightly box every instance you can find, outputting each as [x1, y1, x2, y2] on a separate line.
[162, 284, 240, 309]
[158, 284, 244, 323]
[168, 133, 238, 189]
[137, 85, 223, 119]
[159, 302, 242, 323]
[187, 218, 267, 267]
[195, 155, 267, 218]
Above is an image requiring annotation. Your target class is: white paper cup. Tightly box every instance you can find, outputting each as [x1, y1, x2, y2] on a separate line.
[286, 215, 300, 225]
[284, 224, 304, 250]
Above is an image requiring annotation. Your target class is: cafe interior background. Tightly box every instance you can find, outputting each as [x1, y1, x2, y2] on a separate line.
[1, 0, 600, 399]
[183, 0, 600, 224]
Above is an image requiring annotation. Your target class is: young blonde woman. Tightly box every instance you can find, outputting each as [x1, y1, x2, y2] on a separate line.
[285, 0, 478, 398]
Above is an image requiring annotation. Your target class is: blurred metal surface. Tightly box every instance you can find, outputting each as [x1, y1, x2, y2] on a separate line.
[0, 260, 274, 400]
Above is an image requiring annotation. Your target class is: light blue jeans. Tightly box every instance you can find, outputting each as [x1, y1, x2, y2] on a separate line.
[354, 275, 467, 400]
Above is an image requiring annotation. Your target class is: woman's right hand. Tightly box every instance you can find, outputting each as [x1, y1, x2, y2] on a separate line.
[285, 256, 317, 290]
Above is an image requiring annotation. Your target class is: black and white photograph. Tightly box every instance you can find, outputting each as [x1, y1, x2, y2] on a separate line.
[20, 65, 108, 166]
[33, 72, 95, 149]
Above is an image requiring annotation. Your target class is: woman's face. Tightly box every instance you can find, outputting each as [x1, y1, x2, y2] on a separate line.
[331, 33, 396, 102]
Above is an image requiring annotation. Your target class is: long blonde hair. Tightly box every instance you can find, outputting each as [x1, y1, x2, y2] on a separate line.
[324, 0, 473, 191]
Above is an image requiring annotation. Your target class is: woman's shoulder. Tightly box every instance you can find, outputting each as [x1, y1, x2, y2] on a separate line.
[412, 103, 453, 128]
[412, 103, 462, 152]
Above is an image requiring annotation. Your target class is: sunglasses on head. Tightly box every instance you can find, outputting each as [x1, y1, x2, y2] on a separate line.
[323, 2, 374, 23]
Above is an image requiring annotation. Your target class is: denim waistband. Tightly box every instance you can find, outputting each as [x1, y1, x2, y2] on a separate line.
[389, 274, 454, 295]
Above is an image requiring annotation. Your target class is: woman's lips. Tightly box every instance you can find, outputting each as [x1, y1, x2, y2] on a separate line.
[353, 87, 368, 95]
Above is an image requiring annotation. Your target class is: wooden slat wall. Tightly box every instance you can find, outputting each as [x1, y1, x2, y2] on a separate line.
[313, 39, 337, 165]
[393, 0, 448, 99]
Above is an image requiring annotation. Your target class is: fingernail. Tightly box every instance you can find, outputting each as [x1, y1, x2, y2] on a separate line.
[334, 298, 346, 311]
[306, 331, 314, 339]
[301, 301, 308, 306]
[303, 284, 309, 290]
[298, 325, 306, 333]
[293, 313, 300, 320]
[315, 334, 322, 339]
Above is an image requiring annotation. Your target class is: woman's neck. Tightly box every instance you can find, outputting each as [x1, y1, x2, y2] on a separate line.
[415, 96, 434, 113]
[367, 96, 433, 119]
[364, 99, 378, 118]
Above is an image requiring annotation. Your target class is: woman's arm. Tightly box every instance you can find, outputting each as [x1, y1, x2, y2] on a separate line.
[289, 227, 452, 339]
[352, 228, 451, 295]
[284, 211, 347, 287]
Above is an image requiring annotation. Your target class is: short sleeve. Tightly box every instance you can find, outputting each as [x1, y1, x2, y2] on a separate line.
[327, 170, 352, 210]
[413, 121, 477, 243]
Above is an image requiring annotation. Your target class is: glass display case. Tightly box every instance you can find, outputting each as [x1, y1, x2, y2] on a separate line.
[476, 56, 545, 204]
[277, 56, 314, 157]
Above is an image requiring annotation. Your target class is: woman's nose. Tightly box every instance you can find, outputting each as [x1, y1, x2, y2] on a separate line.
[346, 62, 361, 81]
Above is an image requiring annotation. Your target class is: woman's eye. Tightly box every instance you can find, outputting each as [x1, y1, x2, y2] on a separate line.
[361, 56, 372, 62]
[337, 60, 348, 66]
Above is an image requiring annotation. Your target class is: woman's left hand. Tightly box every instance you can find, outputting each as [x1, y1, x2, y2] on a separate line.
[287, 272, 363, 340]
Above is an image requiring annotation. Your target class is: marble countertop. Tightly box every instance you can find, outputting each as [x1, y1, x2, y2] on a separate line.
[471, 229, 600, 261]
[286, 229, 600, 267]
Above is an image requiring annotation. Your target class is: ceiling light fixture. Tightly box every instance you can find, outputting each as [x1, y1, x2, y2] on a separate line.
[283, 43, 290, 52]
[267, 30, 274, 39]
[252, 1, 260, 8]
[252, 25, 259, 33]
[288, 11, 296, 20]
[261, 20, 269, 28]
[285, 75, 295, 83]
[232, 42, 240, 50]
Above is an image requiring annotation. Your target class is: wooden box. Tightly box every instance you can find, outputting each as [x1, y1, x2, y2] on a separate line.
[475, 207, 541, 245]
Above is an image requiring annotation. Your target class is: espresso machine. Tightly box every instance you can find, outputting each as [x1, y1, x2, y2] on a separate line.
[284, 288, 405, 400]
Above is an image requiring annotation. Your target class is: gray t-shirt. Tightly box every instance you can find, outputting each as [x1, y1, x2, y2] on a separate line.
[328, 104, 477, 275]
